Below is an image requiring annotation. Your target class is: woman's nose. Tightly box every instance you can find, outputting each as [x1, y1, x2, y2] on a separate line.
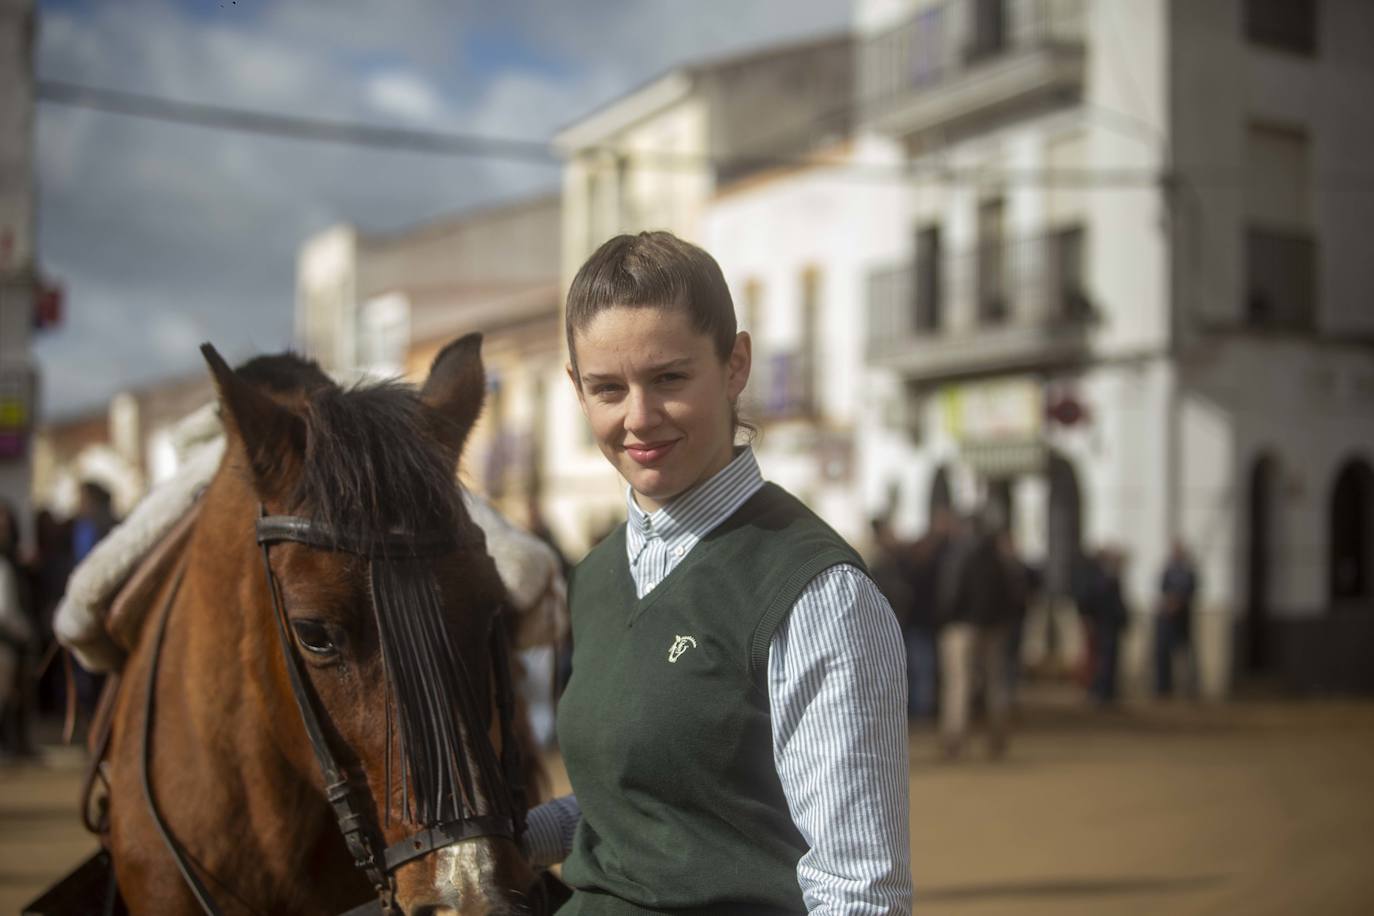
[624, 388, 661, 432]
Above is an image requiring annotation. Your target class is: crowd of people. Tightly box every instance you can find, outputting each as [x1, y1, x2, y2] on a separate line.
[0, 481, 117, 760]
[3, 471, 1203, 771]
[869, 507, 1202, 760]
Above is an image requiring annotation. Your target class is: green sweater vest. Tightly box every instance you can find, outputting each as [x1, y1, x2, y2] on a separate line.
[556, 483, 864, 915]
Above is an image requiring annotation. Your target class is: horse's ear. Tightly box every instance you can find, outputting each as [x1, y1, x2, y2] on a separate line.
[201, 343, 306, 499]
[420, 333, 485, 459]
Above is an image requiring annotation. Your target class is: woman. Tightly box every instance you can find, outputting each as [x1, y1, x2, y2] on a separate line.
[526, 232, 912, 914]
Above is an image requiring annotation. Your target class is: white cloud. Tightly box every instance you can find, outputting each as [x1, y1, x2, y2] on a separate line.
[366, 70, 445, 122]
[31, 0, 850, 416]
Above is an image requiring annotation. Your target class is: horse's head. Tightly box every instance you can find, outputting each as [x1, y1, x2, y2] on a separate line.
[204, 335, 535, 914]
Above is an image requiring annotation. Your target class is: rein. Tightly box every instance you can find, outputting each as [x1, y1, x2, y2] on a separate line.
[139, 509, 528, 916]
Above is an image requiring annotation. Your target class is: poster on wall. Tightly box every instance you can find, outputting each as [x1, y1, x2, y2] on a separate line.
[0, 368, 33, 460]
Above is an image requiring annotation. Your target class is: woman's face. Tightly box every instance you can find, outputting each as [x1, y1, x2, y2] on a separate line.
[570, 305, 750, 512]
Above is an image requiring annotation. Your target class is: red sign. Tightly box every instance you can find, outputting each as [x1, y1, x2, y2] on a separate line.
[34, 280, 64, 329]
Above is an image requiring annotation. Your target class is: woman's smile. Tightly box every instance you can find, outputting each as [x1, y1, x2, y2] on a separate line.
[624, 439, 679, 466]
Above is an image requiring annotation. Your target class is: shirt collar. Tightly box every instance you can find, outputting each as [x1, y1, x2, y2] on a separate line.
[625, 446, 765, 556]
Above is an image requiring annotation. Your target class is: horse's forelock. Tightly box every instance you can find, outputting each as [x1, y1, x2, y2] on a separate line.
[292, 380, 468, 550]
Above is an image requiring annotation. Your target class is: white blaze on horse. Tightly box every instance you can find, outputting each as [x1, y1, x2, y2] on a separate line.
[47, 335, 567, 916]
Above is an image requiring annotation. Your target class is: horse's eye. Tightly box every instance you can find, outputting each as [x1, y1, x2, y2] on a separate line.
[291, 620, 338, 657]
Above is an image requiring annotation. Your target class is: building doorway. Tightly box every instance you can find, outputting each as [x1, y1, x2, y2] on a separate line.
[929, 464, 952, 520]
[1038, 453, 1083, 668]
[1329, 457, 1373, 606]
[1046, 452, 1082, 599]
[1245, 453, 1279, 673]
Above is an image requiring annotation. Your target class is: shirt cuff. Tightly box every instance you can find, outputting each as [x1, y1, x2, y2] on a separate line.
[523, 794, 581, 868]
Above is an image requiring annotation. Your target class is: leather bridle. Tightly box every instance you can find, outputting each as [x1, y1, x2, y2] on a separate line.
[141, 508, 528, 916]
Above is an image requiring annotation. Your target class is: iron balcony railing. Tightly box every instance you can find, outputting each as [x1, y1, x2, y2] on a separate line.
[867, 226, 1093, 365]
[859, 0, 1086, 120]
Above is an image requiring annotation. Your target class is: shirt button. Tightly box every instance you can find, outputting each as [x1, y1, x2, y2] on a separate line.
[673, 545, 685, 558]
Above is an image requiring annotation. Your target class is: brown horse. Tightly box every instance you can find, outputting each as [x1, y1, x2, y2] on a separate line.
[104, 335, 537, 914]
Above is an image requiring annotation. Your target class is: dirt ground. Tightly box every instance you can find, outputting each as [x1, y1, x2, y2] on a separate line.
[4, 686, 1373, 914]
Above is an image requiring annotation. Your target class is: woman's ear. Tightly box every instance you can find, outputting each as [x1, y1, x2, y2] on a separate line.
[726, 331, 752, 400]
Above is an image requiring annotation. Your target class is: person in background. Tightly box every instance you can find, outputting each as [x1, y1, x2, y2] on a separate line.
[951, 516, 1019, 758]
[70, 482, 118, 720]
[0, 500, 36, 759]
[905, 507, 950, 721]
[1071, 546, 1105, 693]
[869, 515, 935, 723]
[934, 512, 976, 757]
[998, 529, 1039, 709]
[1155, 539, 1199, 698]
[1091, 547, 1130, 705]
[27, 509, 73, 715]
[868, 515, 916, 630]
[72, 481, 117, 563]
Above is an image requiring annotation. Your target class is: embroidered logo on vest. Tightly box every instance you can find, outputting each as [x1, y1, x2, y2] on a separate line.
[668, 635, 698, 663]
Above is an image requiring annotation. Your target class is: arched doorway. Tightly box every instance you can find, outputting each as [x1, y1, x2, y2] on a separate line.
[1046, 453, 1082, 599]
[1245, 453, 1279, 673]
[1041, 453, 1083, 666]
[929, 465, 952, 519]
[1329, 457, 1374, 606]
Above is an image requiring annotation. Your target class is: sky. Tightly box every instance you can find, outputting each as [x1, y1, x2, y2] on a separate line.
[31, 0, 852, 418]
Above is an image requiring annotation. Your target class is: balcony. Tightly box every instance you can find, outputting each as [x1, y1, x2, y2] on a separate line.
[867, 228, 1093, 381]
[859, 0, 1086, 141]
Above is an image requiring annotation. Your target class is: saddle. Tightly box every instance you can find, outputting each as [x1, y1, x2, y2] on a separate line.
[82, 502, 202, 836]
[105, 503, 202, 664]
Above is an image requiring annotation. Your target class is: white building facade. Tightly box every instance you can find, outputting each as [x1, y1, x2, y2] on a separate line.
[295, 196, 563, 525]
[702, 144, 912, 544]
[852, 0, 1374, 696]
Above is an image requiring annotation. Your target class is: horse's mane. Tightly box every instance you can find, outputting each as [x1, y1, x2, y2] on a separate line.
[237, 351, 331, 395]
[238, 353, 467, 551]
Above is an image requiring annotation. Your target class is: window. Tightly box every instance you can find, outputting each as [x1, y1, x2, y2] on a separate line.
[800, 267, 821, 416]
[1329, 458, 1373, 604]
[1246, 229, 1317, 329]
[966, 0, 1008, 63]
[1245, 123, 1316, 330]
[586, 165, 602, 245]
[764, 352, 806, 417]
[915, 224, 943, 332]
[483, 373, 507, 498]
[1050, 226, 1091, 322]
[911, 7, 947, 88]
[741, 278, 763, 338]
[358, 294, 409, 376]
[1244, 0, 1318, 56]
[977, 197, 1008, 324]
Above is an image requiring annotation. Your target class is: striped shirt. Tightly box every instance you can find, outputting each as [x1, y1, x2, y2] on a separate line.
[527, 448, 912, 914]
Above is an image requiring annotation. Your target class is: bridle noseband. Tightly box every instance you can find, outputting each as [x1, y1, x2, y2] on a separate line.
[142, 508, 528, 916]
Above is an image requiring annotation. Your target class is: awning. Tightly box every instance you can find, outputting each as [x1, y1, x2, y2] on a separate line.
[959, 439, 1047, 477]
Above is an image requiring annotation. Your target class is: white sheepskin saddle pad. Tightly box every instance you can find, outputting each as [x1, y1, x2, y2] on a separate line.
[55, 411, 568, 673]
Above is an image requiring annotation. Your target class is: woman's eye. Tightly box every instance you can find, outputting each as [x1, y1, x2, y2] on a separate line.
[592, 384, 623, 397]
[291, 620, 339, 656]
